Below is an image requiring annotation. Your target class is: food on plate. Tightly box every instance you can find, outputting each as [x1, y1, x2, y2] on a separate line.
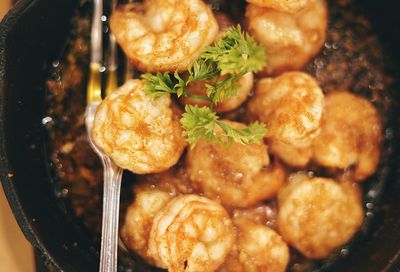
[110, 0, 218, 72]
[187, 120, 286, 207]
[219, 217, 289, 272]
[246, 0, 315, 13]
[277, 176, 364, 259]
[148, 195, 235, 271]
[92, 79, 186, 174]
[46, 0, 390, 270]
[121, 190, 171, 265]
[313, 91, 382, 181]
[246, 0, 327, 75]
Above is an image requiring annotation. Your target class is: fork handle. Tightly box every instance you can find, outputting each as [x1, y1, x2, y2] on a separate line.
[99, 157, 123, 272]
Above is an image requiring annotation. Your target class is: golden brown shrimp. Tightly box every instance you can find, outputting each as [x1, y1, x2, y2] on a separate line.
[148, 195, 235, 271]
[270, 140, 313, 167]
[219, 217, 289, 272]
[247, 0, 315, 13]
[277, 176, 364, 259]
[245, 0, 327, 75]
[121, 190, 171, 266]
[92, 80, 186, 174]
[110, 0, 218, 73]
[247, 72, 324, 149]
[181, 72, 254, 113]
[187, 121, 286, 207]
[312, 91, 382, 181]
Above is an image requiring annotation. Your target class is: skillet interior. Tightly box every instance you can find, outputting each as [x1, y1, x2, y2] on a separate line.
[0, 0, 399, 271]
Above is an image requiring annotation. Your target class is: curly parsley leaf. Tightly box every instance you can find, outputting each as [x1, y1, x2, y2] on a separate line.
[181, 105, 266, 147]
[202, 25, 266, 75]
[142, 72, 176, 99]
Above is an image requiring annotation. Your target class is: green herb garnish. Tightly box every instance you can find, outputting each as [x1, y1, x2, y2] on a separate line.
[181, 105, 266, 147]
[142, 25, 267, 147]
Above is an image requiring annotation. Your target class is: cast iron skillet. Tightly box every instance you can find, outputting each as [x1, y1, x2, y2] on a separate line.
[0, 0, 400, 271]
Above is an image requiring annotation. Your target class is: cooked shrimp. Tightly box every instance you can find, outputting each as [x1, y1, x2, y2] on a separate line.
[245, 0, 327, 75]
[92, 80, 186, 174]
[219, 217, 289, 272]
[247, 0, 315, 13]
[277, 177, 364, 259]
[121, 190, 171, 266]
[148, 195, 235, 271]
[135, 166, 194, 197]
[247, 72, 324, 148]
[312, 91, 382, 181]
[270, 139, 313, 167]
[110, 0, 218, 72]
[182, 72, 254, 113]
[187, 121, 286, 207]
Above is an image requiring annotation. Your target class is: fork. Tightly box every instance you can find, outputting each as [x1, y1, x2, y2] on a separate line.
[85, 0, 123, 271]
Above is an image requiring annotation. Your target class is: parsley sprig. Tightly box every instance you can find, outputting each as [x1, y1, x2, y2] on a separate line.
[142, 25, 267, 147]
[181, 105, 266, 146]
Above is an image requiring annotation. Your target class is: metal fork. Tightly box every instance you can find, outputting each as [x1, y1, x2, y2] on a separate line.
[85, 0, 123, 271]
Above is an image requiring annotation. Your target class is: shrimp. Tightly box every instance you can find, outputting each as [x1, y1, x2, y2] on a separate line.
[181, 13, 254, 113]
[121, 190, 172, 266]
[312, 91, 382, 181]
[187, 121, 286, 207]
[148, 194, 235, 271]
[246, 0, 316, 13]
[219, 217, 289, 272]
[110, 0, 218, 73]
[247, 72, 324, 149]
[182, 72, 254, 113]
[92, 80, 186, 174]
[245, 0, 327, 75]
[270, 140, 312, 167]
[277, 176, 364, 259]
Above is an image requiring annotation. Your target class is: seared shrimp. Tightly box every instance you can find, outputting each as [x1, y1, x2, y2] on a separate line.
[92, 80, 186, 174]
[182, 72, 254, 113]
[313, 91, 382, 181]
[247, 72, 324, 149]
[246, 0, 327, 75]
[277, 177, 364, 259]
[187, 121, 286, 207]
[121, 190, 171, 266]
[247, 0, 315, 13]
[148, 195, 235, 271]
[270, 140, 313, 167]
[219, 217, 289, 272]
[110, 0, 218, 72]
